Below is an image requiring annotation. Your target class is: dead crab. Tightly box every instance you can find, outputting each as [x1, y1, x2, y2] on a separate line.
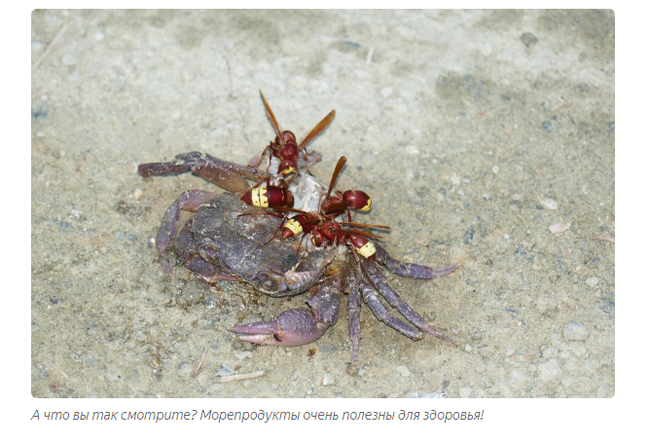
[138, 150, 458, 361]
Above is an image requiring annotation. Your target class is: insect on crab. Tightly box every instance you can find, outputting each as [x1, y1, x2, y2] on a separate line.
[138, 94, 459, 362]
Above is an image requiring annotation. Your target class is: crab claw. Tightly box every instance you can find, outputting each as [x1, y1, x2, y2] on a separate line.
[230, 309, 329, 347]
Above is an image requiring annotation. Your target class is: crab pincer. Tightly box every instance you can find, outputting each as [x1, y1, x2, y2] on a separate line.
[230, 277, 341, 347]
[230, 309, 330, 346]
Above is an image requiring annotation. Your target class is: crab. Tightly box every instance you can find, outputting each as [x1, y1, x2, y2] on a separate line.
[138, 149, 459, 362]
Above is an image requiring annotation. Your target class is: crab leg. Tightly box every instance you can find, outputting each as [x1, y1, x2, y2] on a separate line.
[231, 277, 341, 347]
[139, 152, 268, 193]
[344, 273, 362, 362]
[357, 279, 424, 341]
[361, 258, 452, 341]
[374, 243, 459, 279]
[155, 190, 216, 277]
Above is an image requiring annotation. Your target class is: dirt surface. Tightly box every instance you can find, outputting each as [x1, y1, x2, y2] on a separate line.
[31, 10, 614, 398]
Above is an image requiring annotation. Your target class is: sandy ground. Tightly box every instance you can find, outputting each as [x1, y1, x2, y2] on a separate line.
[31, 10, 614, 398]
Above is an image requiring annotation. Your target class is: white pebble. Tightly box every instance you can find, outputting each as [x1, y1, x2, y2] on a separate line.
[480, 42, 493, 57]
[564, 322, 590, 342]
[395, 366, 411, 377]
[586, 276, 599, 287]
[492, 165, 499, 174]
[322, 373, 335, 386]
[62, 53, 76, 65]
[449, 245, 468, 263]
[538, 196, 558, 210]
[542, 347, 558, 359]
[380, 86, 393, 98]
[549, 223, 570, 234]
[177, 363, 192, 378]
[233, 350, 252, 360]
[537, 359, 562, 381]
[459, 387, 472, 397]
[95, 31, 104, 41]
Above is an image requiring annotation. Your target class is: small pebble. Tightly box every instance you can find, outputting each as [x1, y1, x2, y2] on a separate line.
[133, 188, 143, 200]
[586, 276, 599, 287]
[492, 165, 499, 174]
[480, 42, 493, 57]
[549, 223, 570, 234]
[459, 387, 472, 398]
[233, 350, 252, 360]
[380, 86, 393, 98]
[537, 359, 562, 381]
[322, 373, 335, 386]
[177, 363, 193, 378]
[216, 364, 234, 376]
[564, 322, 590, 342]
[395, 366, 411, 377]
[520, 32, 538, 47]
[542, 347, 558, 359]
[449, 245, 468, 263]
[62, 53, 76, 66]
[567, 342, 587, 357]
[538, 196, 558, 210]
[404, 384, 449, 398]
[506, 348, 515, 356]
